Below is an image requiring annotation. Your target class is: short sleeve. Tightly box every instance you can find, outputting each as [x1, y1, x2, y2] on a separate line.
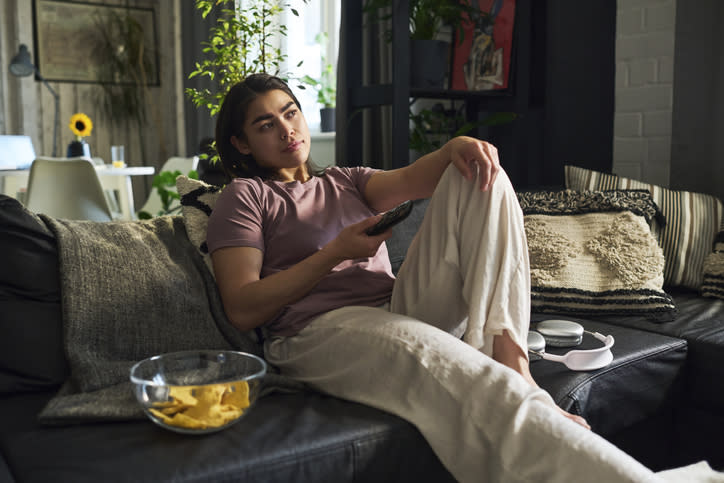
[206, 180, 266, 254]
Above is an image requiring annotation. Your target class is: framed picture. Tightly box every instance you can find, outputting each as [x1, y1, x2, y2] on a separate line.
[450, 0, 516, 92]
[33, 0, 159, 85]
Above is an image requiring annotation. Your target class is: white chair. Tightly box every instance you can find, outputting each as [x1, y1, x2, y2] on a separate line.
[138, 156, 199, 216]
[25, 157, 114, 221]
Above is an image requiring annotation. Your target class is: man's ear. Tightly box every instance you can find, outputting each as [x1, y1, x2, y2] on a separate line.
[231, 135, 251, 155]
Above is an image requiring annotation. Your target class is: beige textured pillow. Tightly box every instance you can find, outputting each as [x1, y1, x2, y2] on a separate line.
[517, 190, 676, 320]
[176, 176, 222, 277]
[565, 165, 724, 290]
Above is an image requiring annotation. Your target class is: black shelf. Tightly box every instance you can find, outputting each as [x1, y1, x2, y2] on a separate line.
[410, 88, 514, 100]
[342, 0, 531, 170]
[341, 0, 615, 188]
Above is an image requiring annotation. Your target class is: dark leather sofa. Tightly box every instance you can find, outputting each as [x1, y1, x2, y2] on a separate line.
[2, 194, 723, 482]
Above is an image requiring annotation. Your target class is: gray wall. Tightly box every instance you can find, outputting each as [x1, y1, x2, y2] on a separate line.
[614, 0, 676, 187]
[670, 0, 724, 202]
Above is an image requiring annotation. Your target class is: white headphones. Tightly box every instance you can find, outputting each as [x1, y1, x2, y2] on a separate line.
[528, 320, 615, 371]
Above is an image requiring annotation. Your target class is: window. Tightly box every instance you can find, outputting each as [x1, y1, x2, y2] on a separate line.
[281, 0, 340, 132]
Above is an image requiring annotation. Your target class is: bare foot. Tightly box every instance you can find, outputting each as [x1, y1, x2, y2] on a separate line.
[493, 330, 591, 430]
[557, 406, 591, 430]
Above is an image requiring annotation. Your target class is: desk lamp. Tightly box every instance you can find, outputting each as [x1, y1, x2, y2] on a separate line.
[9, 44, 59, 157]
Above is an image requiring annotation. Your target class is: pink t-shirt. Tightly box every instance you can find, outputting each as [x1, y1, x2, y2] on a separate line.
[206, 166, 395, 336]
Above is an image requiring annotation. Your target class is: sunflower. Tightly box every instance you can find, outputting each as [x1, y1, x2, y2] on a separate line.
[69, 113, 93, 139]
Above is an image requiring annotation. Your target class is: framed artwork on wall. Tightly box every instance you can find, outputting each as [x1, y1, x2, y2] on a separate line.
[33, 0, 159, 85]
[449, 0, 516, 93]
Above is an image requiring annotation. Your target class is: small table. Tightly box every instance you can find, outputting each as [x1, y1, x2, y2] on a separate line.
[0, 164, 155, 220]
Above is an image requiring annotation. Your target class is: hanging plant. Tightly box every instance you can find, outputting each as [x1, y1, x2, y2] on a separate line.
[93, 9, 158, 162]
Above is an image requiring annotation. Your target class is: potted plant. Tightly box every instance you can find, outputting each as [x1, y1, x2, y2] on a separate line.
[128, 0, 306, 219]
[185, 0, 305, 164]
[409, 102, 516, 158]
[298, 32, 336, 132]
[364, 0, 485, 88]
[137, 169, 199, 219]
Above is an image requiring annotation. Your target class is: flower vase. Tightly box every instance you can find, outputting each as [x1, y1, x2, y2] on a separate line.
[67, 139, 91, 158]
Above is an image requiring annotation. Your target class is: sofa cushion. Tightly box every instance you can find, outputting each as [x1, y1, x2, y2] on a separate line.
[0, 390, 455, 483]
[564, 165, 724, 290]
[176, 175, 222, 276]
[701, 230, 724, 299]
[516, 190, 676, 320]
[580, 288, 724, 414]
[0, 195, 68, 395]
[386, 199, 429, 275]
[530, 318, 687, 438]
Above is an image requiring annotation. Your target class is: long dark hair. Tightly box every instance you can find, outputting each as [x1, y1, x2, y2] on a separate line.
[215, 73, 320, 180]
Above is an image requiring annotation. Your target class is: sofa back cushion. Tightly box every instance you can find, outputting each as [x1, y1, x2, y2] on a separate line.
[702, 230, 724, 299]
[0, 195, 68, 394]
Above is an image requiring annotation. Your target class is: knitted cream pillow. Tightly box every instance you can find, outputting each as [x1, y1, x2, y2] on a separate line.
[176, 176, 222, 277]
[565, 165, 724, 290]
[517, 190, 676, 321]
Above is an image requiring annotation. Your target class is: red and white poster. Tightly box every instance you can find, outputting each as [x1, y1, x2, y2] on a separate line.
[450, 0, 516, 92]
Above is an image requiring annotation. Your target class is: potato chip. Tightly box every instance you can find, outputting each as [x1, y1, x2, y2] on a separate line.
[222, 382, 250, 408]
[169, 386, 198, 406]
[150, 381, 252, 430]
[170, 412, 208, 429]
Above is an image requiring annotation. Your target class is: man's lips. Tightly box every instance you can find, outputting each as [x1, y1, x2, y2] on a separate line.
[283, 140, 302, 152]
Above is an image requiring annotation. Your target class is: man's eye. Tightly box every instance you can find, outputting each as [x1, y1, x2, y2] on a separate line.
[286, 110, 297, 119]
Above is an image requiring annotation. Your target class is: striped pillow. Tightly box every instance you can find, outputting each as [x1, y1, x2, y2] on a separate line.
[565, 165, 724, 290]
[701, 231, 724, 299]
[517, 190, 676, 320]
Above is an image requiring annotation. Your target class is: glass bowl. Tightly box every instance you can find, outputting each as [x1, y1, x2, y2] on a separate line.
[129, 350, 266, 435]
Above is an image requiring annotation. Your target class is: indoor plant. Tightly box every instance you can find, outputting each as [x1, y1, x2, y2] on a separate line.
[137, 168, 199, 219]
[298, 32, 336, 132]
[185, 0, 306, 164]
[364, 0, 485, 88]
[94, 10, 157, 165]
[409, 102, 516, 157]
[67, 112, 93, 158]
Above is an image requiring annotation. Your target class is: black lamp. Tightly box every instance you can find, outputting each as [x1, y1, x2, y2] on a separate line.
[9, 44, 59, 157]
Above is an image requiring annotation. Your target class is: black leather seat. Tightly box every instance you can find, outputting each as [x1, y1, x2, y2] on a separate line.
[529, 318, 687, 437]
[0, 390, 455, 483]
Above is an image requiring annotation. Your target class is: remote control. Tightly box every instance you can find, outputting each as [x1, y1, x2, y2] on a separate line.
[365, 200, 414, 236]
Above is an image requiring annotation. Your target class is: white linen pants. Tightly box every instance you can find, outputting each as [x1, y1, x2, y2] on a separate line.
[264, 166, 660, 483]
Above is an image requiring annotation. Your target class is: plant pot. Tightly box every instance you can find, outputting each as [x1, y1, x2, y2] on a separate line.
[410, 39, 449, 89]
[320, 107, 336, 133]
[67, 139, 91, 158]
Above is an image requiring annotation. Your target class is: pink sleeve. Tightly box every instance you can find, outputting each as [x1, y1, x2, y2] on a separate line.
[206, 180, 265, 254]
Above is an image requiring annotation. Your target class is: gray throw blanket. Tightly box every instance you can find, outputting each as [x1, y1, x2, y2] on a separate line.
[38, 215, 301, 424]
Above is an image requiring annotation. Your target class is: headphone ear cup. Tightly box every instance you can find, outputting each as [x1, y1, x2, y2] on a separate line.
[527, 331, 546, 360]
[536, 320, 584, 348]
[540, 334, 583, 348]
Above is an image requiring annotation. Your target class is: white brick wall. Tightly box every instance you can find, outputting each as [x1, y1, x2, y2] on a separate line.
[614, 0, 676, 186]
